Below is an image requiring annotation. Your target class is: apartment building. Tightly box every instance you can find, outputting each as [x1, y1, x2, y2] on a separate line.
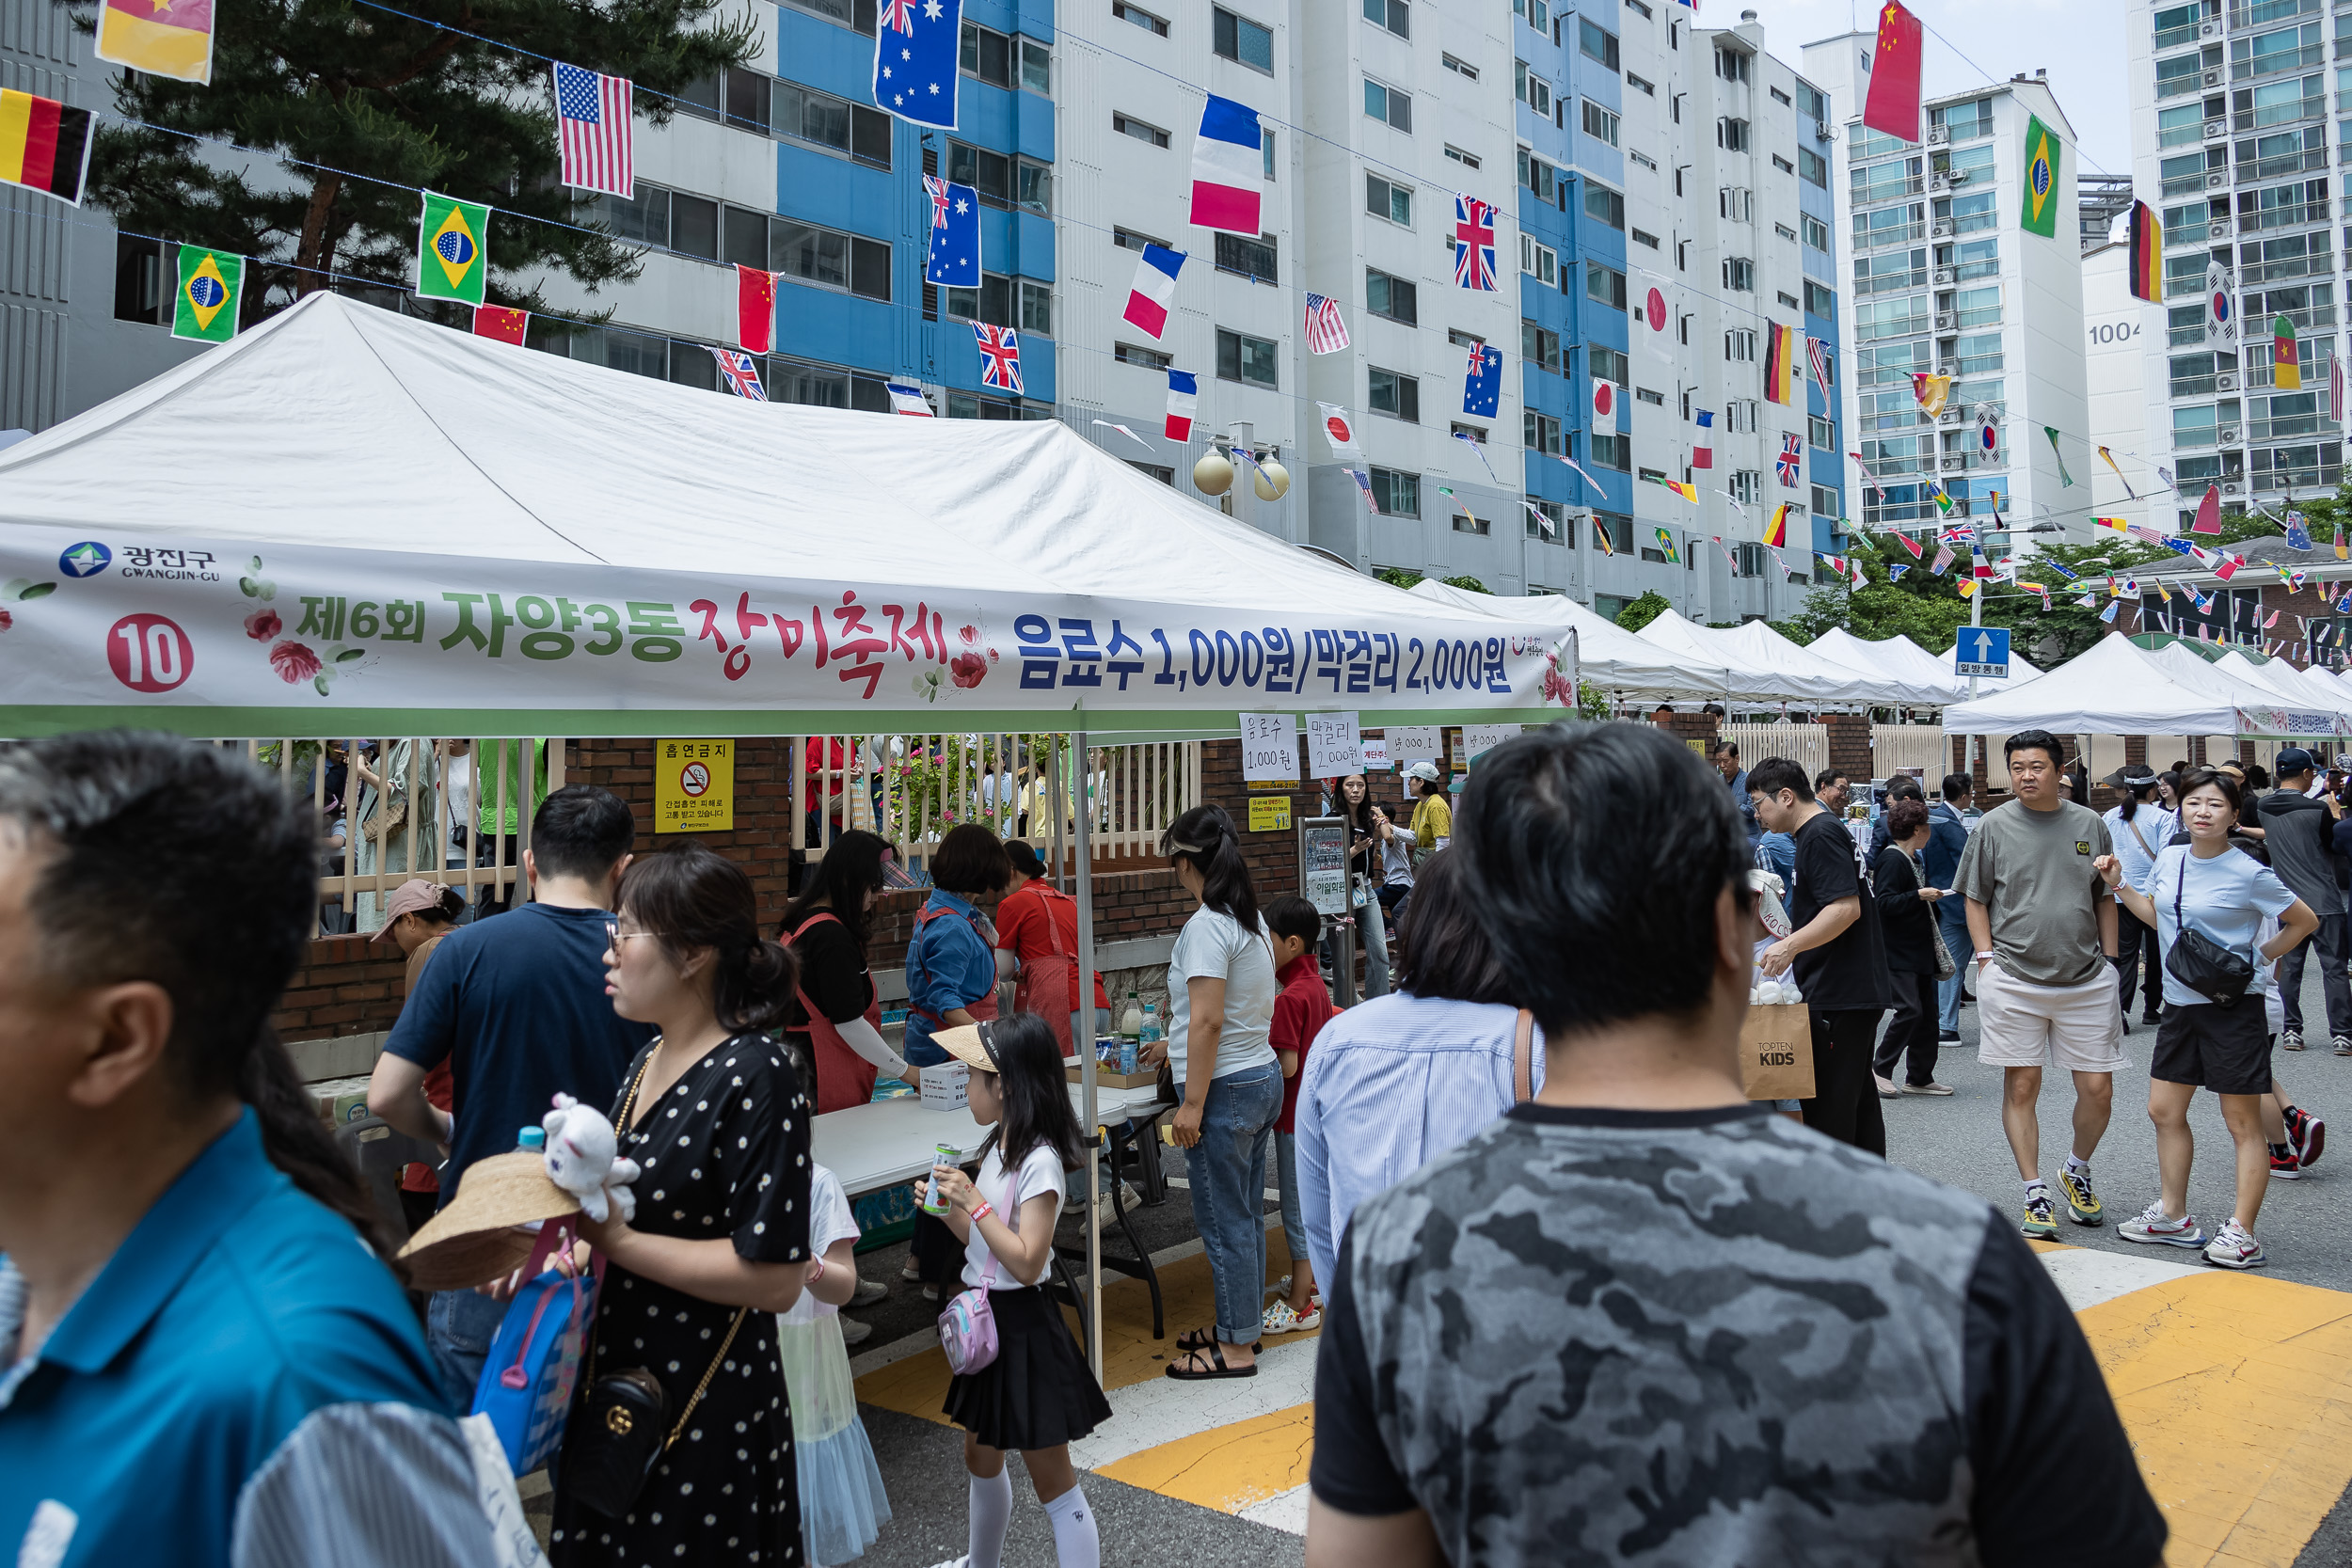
[2129, 0, 2342, 528]
[1803, 39, 2090, 548]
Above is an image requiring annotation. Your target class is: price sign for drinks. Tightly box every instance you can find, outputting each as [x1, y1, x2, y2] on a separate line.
[1304, 710, 1364, 776]
[1239, 713, 1299, 783]
[1388, 725, 1443, 760]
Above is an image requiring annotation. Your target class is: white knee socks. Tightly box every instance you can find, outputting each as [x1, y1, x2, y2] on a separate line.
[966, 1467, 1013, 1568]
[1043, 1483, 1101, 1568]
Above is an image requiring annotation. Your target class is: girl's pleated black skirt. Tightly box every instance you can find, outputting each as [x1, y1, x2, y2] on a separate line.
[941, 1284, 1112, 1451]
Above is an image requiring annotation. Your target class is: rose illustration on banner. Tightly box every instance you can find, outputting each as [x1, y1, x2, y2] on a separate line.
[1541, 641, 1576, 706]
[268, 640, 321, 684]
[244, 608, 281, 641]
[950, 651, 988, 689]
[0, 610, 13, 634]
[959, 624, 980, 645]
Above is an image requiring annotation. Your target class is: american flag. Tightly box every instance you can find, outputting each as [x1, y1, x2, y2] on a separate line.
[554, 63, 634, 199]
[976, 322, 1023, 392]
[1304, 293, 1350, 355]
[1776, 432, 1803, 487]
[1805, 334, 1830, 393]
[1454, 195, 1496, 291]
[711, 347, 766, 400]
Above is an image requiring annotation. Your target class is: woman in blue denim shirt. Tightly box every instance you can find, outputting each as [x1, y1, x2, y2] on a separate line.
[1150, 805, 1282, 1380]
[906, 824, 1011, 1296]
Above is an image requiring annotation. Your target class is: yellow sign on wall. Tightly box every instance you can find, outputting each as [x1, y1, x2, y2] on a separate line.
[655, 738, 735, 832]
[1248, 795, 1292, 832]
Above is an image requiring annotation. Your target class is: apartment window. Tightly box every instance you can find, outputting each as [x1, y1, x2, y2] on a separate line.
[1625, 0, 1652, 14]
[1113, 112, 1169, 148]
[1524, 410, 1563, 454]
[1128, 462, 1175, 484]
[1216, 327, 1279, 387]
[1729, 469, 1759, 503]
[723, 202, 770, 271]
[1365, 77, 1412, 130]
[1775, 221, 1797, 242]
[1369, 366, 1421, 421]
[1578, 17, 1618, 71]
[1591, 433, 1630, 469]
[771, 221, 892, 301]
[1714, 45, 1751, 83]
[1214, 230, 1279, 283]
[1631, 227, 1661, 250]
[1799, 147, 1828, 186]
[1518, 146, 1558, 203]
[1584, 261, 1628, 311]
[670, 192, 719, 259]
[1519, 234, 1557, 285]
[1370, 467, 1421, 515]
[675, 71, 723, 123]
[1021, 40, 1050, 92]
[1447, 328, 1485, 349]
[1581, 99, 1619, 147]
[784, 0, 879, 33]
[1808, 415, 1834, 449]
[1366, 266, 1418, 324]
[1770, 86, 1792, 105]
[1811, 484, 1839, 519]
[1016, 159, 1052, 215]
[1626, 71, 1654, 95]
[586, 183, 674, 246]
[1776, 290, 1799, 309]
[960, 22, 1013, 87]
[1020, 279, 1052, 334]
[1802, 213, 1831, 250]
[943, 274, 1014, 326]
[1804, 280, 1836, 319]
[1116, 341, 1171, 369]
[719, 68, 771, 132]
[1591, 345, 1630, 384]
[1521, 319, 1561, 372]
[1719, 118, 1751, 151]
[1772, 153, 1794, 174]
[1444, 143, 1482, 169]
[1442, 52, 1478, 79]
[1514, 59, 1553, 118]
[1724, 327, 1757, 361]
[1796, 81, 1826, 119]
[1366, 172, 1413, 225]
[1725, 398, 1757, 432]
[1112, 0, 1168, 34]
[941, 145, 1009, 210]
[1452, 512, 1490, 535]
[1113, 226, 1171, 252]
[114, 235, 169, 325]
[773, 83, 893, 167]
[1512, 0, 1549, 32]
[1527, 498, 1567, 541]
[1583, 182, 1625, 230]
[1720, 186, 1752, 222]
[1636, 387, 1664, 405]
[1263, 130, 1277, 180]
[1453, 420, 1487, 446]
[1723, 257, 1755, 292]
[1213, 6, 1274, 71]
[1363, 0, 1408, 37]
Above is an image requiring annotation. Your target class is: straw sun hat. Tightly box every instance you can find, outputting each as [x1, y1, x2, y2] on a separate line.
[395, 1150, 581, 1291]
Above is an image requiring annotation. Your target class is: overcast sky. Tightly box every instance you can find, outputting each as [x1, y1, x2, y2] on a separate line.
[1755, 0, 2132, 175]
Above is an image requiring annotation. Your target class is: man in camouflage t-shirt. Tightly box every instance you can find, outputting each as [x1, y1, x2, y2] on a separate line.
[1306, 724, 2165, 1568]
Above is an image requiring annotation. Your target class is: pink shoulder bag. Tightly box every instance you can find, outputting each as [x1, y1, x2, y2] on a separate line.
[937, 1170, 1025, 1375]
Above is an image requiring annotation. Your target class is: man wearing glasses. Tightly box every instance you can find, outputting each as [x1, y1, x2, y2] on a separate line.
[369, 784, 650, 1401]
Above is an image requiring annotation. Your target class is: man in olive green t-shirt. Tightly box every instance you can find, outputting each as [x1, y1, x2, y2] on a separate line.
[1956, 731, 2122, 1243]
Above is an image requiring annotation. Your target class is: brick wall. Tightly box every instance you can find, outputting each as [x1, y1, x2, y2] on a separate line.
[277, 934, 411, 1042]
[1824, 715, 1872, 785]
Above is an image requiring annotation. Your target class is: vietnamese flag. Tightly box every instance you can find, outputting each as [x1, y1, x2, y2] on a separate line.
[471, 305, 529, 344]
[737, 264, 776, 355]
[1861, 2, 1924, 143]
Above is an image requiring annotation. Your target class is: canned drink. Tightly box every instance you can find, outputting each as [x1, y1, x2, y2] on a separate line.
[920, 1143, 959, 1214]
[1118, 1037, 1138, 1075]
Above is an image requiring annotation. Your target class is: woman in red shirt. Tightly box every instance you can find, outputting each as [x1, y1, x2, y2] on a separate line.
[993, 841, 1110, 1055]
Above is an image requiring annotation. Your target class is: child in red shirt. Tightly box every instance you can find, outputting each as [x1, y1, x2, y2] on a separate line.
[1263, 895, 1335, 1334]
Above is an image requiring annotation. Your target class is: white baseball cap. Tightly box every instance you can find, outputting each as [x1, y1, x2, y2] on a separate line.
[1404, 760, 1442, 784]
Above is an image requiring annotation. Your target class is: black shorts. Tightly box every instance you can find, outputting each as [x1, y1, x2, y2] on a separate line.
[2153, 1000, 2273, 1096]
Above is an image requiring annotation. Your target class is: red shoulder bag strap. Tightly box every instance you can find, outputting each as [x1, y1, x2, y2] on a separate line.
[1512, 1009, 1535, 1105]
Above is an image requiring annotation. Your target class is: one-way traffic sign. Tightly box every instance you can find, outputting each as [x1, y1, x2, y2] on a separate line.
[1955, 626, 2011, 679]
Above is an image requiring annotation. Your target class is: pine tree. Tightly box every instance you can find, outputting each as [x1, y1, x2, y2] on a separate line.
[75, 0, 755, 321]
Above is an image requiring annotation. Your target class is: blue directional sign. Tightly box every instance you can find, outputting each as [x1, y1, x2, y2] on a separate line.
[1955, 626, 2011, 679]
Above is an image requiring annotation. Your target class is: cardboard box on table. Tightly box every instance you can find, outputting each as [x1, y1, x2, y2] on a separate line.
[1739, 1004, 1816, 1101]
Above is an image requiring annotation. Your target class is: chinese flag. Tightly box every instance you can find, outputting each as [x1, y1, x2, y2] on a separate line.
[2192, 483, 2222, 535]
[1861, 1, 1925, 143]
[471, 305, 528, 344]
[737, 264, 776, 355]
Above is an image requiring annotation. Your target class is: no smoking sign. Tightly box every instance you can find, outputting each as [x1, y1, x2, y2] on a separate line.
[655, 739, 735, 832]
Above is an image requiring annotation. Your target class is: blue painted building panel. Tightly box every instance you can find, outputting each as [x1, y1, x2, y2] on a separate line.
[775, 6, 882, 97]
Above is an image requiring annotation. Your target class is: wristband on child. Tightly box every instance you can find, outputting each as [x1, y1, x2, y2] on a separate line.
[968, 1200, 995, 1225]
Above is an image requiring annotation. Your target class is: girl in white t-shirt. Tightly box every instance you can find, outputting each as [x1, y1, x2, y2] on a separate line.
[776, 1163, 891, 1565]
[925, 1013, 1111, 1568]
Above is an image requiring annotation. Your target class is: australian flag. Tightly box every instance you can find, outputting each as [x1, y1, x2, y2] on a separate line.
[1462, 342, 1502, 418]
[924, 175, 979, 286]
[874, 0, 961, 129]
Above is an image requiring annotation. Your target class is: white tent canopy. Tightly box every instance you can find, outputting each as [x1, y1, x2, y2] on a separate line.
[0, 292, 1559, 736]
[2216, 650, 2352, 719]
[1634, 609, 1926, 705]
[2143, 643, 2342, 737]
[1804, 626, 1965, 705]
[1404, 579, 1733, 700]
[1944, 636, 2250, 736]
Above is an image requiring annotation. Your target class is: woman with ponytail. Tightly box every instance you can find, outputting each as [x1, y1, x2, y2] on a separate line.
[548, 842, 815, 1566]
[1151, 805, 1282, 1380]
[0, 732, 501, 1566]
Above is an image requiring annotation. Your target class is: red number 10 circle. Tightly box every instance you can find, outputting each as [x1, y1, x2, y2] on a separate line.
[107, 613, 196, 692]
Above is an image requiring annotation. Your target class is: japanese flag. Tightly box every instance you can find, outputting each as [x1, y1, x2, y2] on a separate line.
[1592, 380, 1618, 436]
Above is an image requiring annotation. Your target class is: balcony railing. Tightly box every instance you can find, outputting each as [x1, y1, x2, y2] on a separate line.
[2173, 428, 2228, 450]
[1857, 314, 1931, 341]
[1854, 221, 1926, 250]
[2156, 21, 2206, 48]
[2235, 42, 2326, 80]
[2169, 273, 2214, 298]
[1954, 211, 1998, 234]
[2251, 303, 2338, 329]
[2249, 414, 2344, 439]
[2164, 170, 2213, 195]
[2240, 147, 2328, 179]
[2164, 222, 2211, 247]
[2160, 120, 2217, 147]
[2159, 73, 2209, 102]
[2238, 95, 2327, 129]
[2243, 251, 2328, 282]
[2241, 198, 2331, 230]
[2172, 323, 2220, 345]
[2234, 0, 2319, 24]
[2173, 374, 2225, 397]
[2252, 460, 2345, 487]
[1855, 270, 1928, 295]
[1851, 176, 1925, 204]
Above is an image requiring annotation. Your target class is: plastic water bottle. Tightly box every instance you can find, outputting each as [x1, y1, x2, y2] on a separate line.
[1138, 1003, 1163, 1055]
[1120, 990, 1144, 1040]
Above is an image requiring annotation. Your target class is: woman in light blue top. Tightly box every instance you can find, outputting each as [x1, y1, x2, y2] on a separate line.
[2098, 768, 2317, 1272]
[2102, 767, 2174, 1029]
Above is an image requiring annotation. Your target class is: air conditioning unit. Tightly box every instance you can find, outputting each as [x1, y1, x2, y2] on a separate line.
[1942, 456, 1966, 472]
[2223, 481, 2245, 495]
[1934, 311, 1957, 329]
[2207, 170, 2226, 188]
[2202, 69, 2222, 87]
[1931, 219, 1954, 237]
[2217, 372, 2240, 390]
[1947, 169, 1971, 185]
[1931, 266, 1956, 285]
[1928, 174, 1951, 194]
[2220, 426, 2242, 442]
[2210, 220, 2232, 239]
[1927, 125, 1949, 145]
[1815, 119, 1833, 141]
[2199, 19, 2220, 38]
[1938, 409, 1964, 425]
[2205, 121, 2227, 140]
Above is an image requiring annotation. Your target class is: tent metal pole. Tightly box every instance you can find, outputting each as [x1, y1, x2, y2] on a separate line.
[1068, 721, 1104, 1380]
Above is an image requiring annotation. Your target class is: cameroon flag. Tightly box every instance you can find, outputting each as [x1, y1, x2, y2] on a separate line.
[172, 247, 243, 343]
[1652, 476, 1697, 503]
[0, 88, 94, 206]
[2021, 114, 2060, 239]
[418, 190, 490, 306]
[2275, 313, 2302, 390]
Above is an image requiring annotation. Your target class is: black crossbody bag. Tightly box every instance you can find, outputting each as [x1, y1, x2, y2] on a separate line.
[2165, 849, 2257, 1008]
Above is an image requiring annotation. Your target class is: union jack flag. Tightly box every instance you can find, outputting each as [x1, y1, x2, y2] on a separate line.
[975, 322, 1023, 392]
[880, 0, 916, 33]
[711, 347, 766, 401]
[1775, 432, 1803, 487]
[1304, 292, 1350, 355]
[1453, 195, 1496, 291]
[924, 173, 951, 230]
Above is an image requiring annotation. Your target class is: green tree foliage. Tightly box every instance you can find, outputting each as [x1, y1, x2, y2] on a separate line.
[1375, 568, 1488, 594]
[78, 0, 756, 319]
[1613, 590, 1674, 633]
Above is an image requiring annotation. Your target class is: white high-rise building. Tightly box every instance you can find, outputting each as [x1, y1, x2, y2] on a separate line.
[2084, 238, 2160, 536]
[2126, 0, 2341, 529]
[1802, 39, 2090, 549]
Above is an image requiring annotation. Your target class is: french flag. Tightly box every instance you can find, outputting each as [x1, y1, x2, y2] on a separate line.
[1122, 244, 1185, 340]
[1166, 370, 1198, 441]
[885, 381, 933, 416]
[1188, 95, 1262, 234]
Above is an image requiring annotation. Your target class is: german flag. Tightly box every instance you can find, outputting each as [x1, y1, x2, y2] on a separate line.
[1763, 322, 1795, 404]
[0, 88, 94, 207]
[2126, 199, 2161, 303]
[1765, 503, 1789, 547]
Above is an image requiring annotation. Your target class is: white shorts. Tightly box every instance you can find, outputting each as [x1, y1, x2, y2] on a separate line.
[1976, 959, 2127, 1074]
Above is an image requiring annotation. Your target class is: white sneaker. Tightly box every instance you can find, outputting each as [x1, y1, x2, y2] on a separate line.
[838, 1316, 873, 1346]
[850, 1277, 889, 1307]
[1874, 1073, 1900, 1099]
[2119, 1201, 2206, 1250]
[2204, 1219, 2267, 1269]
[1089, 1180, 1141, 1229]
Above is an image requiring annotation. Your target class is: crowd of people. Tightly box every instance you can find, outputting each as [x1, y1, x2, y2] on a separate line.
[19, 716, 2337, 1568]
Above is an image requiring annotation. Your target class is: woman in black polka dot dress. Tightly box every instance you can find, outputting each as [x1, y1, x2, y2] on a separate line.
[549, 844, 815, 1567]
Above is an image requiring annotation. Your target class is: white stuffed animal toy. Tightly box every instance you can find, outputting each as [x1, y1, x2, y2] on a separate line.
[542, 1093, 643, 1225]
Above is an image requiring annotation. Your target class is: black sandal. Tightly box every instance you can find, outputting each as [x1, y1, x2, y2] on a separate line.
[1176, 1325, 1261, 1354]
[1166, 1340, 1258, 1380]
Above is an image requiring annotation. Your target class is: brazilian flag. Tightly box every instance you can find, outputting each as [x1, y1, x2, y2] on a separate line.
[2021, 114, 2060, 239]
[418, 190, 489, 306]
[172, 246, 243, 343]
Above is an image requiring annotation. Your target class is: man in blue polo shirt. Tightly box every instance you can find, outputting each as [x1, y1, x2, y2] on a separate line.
[0, 732, 497, 1568]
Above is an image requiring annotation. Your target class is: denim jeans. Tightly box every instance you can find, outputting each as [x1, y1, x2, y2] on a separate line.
[427, 1287, 512, 1410]
[1274, 1130, 1307, 1284]
[1180, 1062, 1282, 1346]
[1935, 898, 1970, 1033]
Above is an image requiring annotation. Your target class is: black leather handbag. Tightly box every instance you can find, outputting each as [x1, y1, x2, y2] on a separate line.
[2165, 850, 2257, 1007]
